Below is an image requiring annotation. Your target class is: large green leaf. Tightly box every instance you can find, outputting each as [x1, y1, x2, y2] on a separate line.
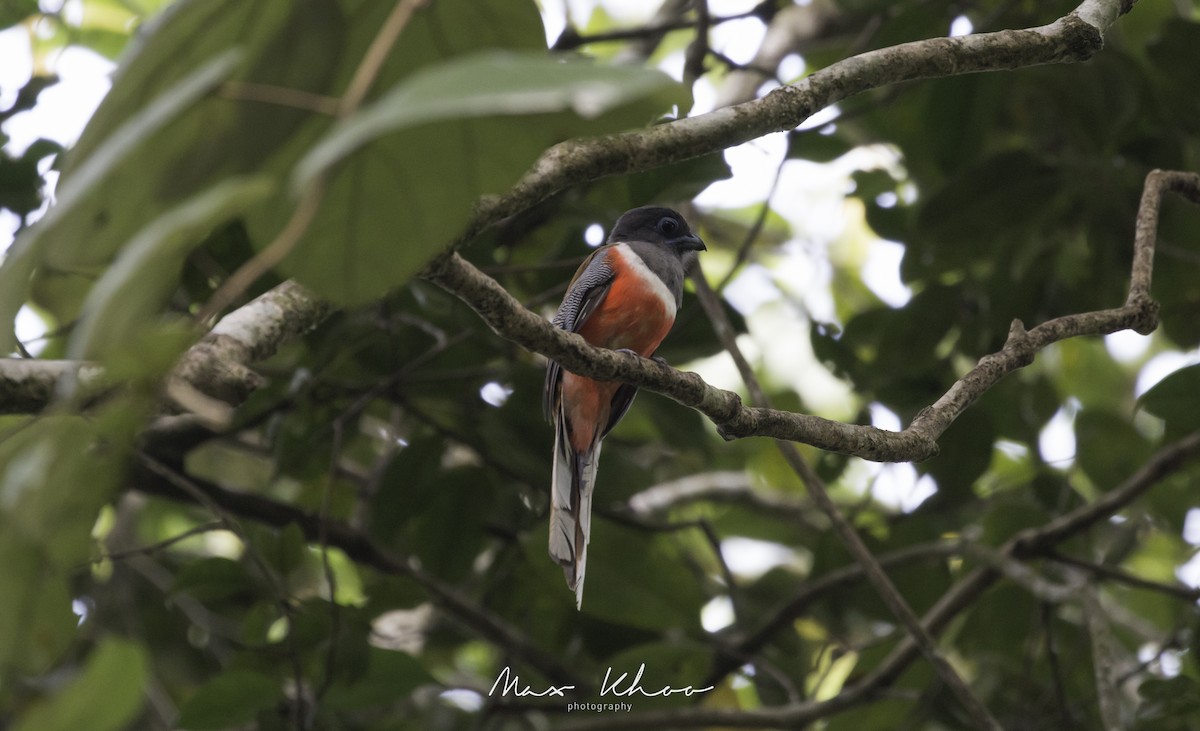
[0, 414, 145, 672]
[176, 668, 283, 730]
[1075, 409, 1154, 489]
[297, 52, 682, 184]
[0, 226, 41, 354]
[11, 639, 148, 731]
[1138, 364, 1200, 435]
[43, 49, 245, 268]
[67, 176, 273, 360]
[0, 530, 77, 674]
[0, 416, 127, 569]
[170, 557, 258, 602]
[905, 150, 1061, 280]
[0, 0, 37, 27]
[377, 459, 497, 582]
[0, 50, 242, 335]
[26, 0, 546, 320]
[281, 51, 684, 303]
[323, 648, 435, 711]
[582, 521, 705, 631]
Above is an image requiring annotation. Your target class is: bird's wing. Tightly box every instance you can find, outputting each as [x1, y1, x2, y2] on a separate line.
[542, 246, 616, 421]
[603, 383, 639, 438]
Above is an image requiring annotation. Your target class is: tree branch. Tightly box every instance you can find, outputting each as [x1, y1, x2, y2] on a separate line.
[1, 279, 331, 415]
[0, 358, 103, 415]
[623, 470, 822, 526]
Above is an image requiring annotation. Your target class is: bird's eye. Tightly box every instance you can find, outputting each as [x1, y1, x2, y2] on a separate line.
[656, 217, 680, 236]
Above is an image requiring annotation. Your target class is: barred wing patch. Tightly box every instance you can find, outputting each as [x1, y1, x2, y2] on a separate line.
[542, 247, 616, 421]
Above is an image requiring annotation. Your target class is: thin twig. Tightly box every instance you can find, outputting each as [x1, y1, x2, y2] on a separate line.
[218, 82, 339, 115]
[1045, 551, 1200, 602]
[198, 180, 326, 324]
[714, 155, 787, 293]
[339, 0, 430, 116]
[89, 520, 225, 564]
[551, 6, 763, 51]
[625, 470, 820, 525]
[964, 543, 1080, 603]
[314, 419, 344, 703]
[684, 0, 712, 87]
[1041, 602, 1078, 729]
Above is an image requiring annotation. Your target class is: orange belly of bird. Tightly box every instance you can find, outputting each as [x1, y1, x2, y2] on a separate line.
[561, 265, 674, 453]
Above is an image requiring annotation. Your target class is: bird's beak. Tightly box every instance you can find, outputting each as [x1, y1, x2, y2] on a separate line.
[673, 232, 706, 252]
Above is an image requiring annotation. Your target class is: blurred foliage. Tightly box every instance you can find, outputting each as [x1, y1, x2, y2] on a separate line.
[1, 0, 1200, 730]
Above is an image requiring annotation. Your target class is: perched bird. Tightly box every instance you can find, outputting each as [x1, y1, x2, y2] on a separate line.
[543, 206, 705, 608]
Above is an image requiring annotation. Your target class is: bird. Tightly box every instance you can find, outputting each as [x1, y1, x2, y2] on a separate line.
[542, 206, 705, 609]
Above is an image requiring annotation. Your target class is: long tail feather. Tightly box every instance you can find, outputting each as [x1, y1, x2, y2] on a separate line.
[548, 418, 600, 609]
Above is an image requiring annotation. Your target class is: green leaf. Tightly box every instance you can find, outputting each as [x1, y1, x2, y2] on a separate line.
[258, 522, 307, 576]
[1075, 409, 1153, 489]
[324, 648, 435, 710]
[176, 669, 282, 730]
[0, 416, 129, 569]
[171, 557, 257, 602]
[379, 462, 497, 582]
[25, 0, 345, 321]
[907, 150, 1060, 279]
[1138, 676, 1200, 720]
[788, 128, 855, 163]
[0, 139, 59, 217]
[582, 522, 705, 631]
[1051, 338, 1131, 412]
[1146, 20, 1200, 135]
[0, 0, 38, 27]
[0, 531, 77, 673]
[1, 49, 243, 329]
[921, 396, 999, 500]
[297, 51, 680, 185]
[0, 226, 41, 354]
[1138, 364, 1200, 434]
[621, 151, 732, 208]
[26, 0, 550, 317]
[282, 51, 683, 303]
[45, 49, 244, 267]
[66, 175, 273, 361]
[12, 639, 148, 731]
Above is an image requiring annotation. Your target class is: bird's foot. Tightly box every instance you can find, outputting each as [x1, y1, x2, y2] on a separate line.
[614, 349, 668, 368]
